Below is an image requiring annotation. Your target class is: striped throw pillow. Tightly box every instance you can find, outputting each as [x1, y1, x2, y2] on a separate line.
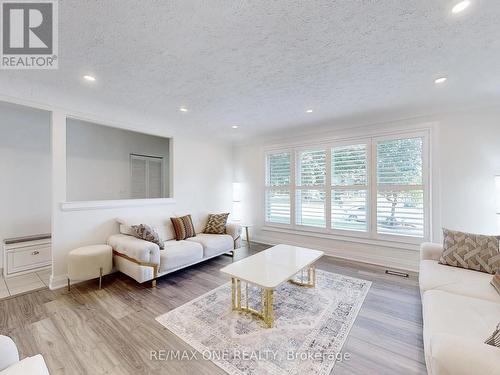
[204, 213, 230, 234]
[485, 323, 500, 347]
[170, 215, 196, 241]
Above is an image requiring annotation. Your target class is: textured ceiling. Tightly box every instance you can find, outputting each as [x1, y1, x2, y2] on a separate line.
[1, 0, 499, 141]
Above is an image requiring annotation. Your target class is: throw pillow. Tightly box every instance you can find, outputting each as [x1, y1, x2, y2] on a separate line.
[204, 213, 230, 234]
[170, 215, 196, 241]
[485, 323, 500, 347]
[131, 224, 164, 249]
[439, 228, 500, 274]
[492, 271, 500, 296]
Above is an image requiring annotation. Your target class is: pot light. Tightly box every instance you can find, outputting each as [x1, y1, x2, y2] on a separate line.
[434, 77, 447, 84]
[306, 109, 313, 113]
[83, 75, 96, 82]
[179, 107, 188, 112]
[452, 1, 471, 14]
[232, 125, 239, 129]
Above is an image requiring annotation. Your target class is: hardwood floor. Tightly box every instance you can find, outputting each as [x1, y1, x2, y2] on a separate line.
[0, 244, 426, 375]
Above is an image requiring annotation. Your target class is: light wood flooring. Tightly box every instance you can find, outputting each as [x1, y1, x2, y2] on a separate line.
[0, 244, 426, 375]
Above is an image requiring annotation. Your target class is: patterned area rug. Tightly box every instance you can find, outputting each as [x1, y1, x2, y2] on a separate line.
[156, 270, 371, 375]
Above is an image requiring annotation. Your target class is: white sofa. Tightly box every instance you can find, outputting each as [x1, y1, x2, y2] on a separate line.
[419, 243, 500, 375]
[107, 214, 242, 284]
[0, 336, 49, 375]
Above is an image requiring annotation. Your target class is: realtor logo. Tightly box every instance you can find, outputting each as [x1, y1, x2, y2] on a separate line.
[1, 0, 58, 69]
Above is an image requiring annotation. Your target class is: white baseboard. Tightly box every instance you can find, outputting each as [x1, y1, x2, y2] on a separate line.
[49, 273, 69, 290]
[252, 235, 419, 273]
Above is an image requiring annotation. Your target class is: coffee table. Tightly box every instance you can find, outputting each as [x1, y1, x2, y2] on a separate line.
[220, 244, 324, 328]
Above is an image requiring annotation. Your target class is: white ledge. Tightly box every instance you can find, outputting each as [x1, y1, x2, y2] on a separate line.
[262, 225, 421, 251]
[60, 198, 176, 211]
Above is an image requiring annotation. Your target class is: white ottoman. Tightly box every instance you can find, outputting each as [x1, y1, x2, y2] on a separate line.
[67, 245, 112, 290]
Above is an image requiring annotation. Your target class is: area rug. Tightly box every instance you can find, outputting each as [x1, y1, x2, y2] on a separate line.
[156, 270, 371, 375]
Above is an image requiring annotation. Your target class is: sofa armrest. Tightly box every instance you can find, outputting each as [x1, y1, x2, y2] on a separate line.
[226, 223, 242, 241]
[107, 234, 160, 265]
[226, 223, 242, 249]
[429, 333, 500, 375]
[0, 336, 19, 371]
[420, 242, 443, 261]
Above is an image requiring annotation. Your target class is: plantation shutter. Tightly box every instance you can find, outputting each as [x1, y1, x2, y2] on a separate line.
[265, 152, 291, 224]
[296, 149, 326, 228]
[376, 137, 424, 237]
[148, 158, 163, 198]
[331, 144, 368, 232]
[131, 156, 147, 198]
[130, 154, 164, 199]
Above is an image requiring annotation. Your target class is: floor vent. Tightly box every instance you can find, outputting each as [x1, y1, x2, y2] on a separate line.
[385, 270, 409, 278]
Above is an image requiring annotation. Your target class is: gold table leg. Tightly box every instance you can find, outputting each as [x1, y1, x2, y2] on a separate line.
[289, 265, 316, 287]
[231, 278, 275, 328]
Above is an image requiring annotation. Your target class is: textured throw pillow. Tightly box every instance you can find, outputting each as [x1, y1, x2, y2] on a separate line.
[439, 228, 500, 274]
[485, 323, 500, 347]
[204, 213, 230, 234]
[131, 224, 164, 249]
[170, 215, 196, 241]
[492, 271, 500, 296]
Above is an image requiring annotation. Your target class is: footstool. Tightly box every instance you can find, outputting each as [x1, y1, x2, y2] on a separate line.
[67, 245, 112, 291]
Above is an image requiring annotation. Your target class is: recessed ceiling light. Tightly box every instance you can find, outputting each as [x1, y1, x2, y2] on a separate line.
[232, 125, 239, 129]
[434, 77, 447, 84]
[83, 75, 96, 82]
[452, 0, 471, 14]
[179, 107, 188, 112]
[306, 109, 313, 113]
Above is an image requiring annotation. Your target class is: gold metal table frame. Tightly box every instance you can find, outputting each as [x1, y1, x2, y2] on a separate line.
[231, 265, 316, 328]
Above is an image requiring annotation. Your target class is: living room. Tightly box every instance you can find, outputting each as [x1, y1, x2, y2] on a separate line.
[0, 1, 499, 374]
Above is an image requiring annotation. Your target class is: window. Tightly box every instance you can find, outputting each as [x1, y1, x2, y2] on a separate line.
[264, 132, 429, 242]
[331, 144, 368, 232]
[130, 154, 164, 199]
[376, 138, 424, 238]
[296, 149, 326, 228]
[265, 152, 291, 224]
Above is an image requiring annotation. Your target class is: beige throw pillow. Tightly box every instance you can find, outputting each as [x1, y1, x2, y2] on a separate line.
[439, 228, 500, 274]
[485, 323, 500, 348]
[492, 271, 500, 296]
[204, 213, 230, 234]
[131, 224, 164, 249]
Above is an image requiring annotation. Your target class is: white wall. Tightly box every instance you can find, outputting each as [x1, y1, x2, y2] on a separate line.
[51, 118, 233, 285]
[233, 106, 500, 272]
[0, 102, 51, 269]
[66, 118, 170, 201]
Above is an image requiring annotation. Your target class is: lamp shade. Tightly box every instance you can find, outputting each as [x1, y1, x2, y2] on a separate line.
[232, 182, 242, 202]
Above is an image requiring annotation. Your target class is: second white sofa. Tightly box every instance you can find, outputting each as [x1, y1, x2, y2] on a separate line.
[419, 243, 500, 375]
[108, 214, 242, 284]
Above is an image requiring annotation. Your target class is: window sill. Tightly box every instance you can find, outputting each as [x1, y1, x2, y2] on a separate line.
[262, 225, 422, 251]
[60, 198, 176, 211]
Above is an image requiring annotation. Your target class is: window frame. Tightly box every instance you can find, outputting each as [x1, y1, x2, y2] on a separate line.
[263, 130, 430, 245]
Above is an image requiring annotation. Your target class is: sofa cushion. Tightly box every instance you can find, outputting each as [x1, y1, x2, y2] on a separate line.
[422, 290, 500, 352]
[0, 355, 49, 375]
[439, 228, 500, 274]
[187, 233, 233, 258]
[117, 217, 176, 241]
[159, 241, 203, 273]
[428, 333, 500, 375]
[420, 260, 500, 303]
